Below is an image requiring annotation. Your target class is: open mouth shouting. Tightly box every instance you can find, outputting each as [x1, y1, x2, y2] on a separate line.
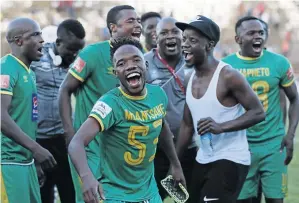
[183, 50, 194, 64]
[252, 40, 263, 54]
[126, 71, 142, 89]
[165, 41, 177, 52]
[37, 46, 43, 57]
[131, 30, 142, 40]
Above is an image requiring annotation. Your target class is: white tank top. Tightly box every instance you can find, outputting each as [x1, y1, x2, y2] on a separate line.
[186, 61, 250, 165]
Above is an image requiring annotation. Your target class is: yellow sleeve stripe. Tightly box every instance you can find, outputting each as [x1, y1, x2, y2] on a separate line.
[69, 70, 84, 82]
[0, 91, 13, 95]
[282, 78, 295, 87]
[89, 114, 105, 132]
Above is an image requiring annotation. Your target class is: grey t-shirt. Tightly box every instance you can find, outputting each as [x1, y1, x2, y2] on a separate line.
[31, 43, 68, 138]
[145, 49, 196, 148]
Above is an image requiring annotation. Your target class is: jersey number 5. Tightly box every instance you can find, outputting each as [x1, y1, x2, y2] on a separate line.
[124, 126, 158, 166]
[252, 80, 270, 112]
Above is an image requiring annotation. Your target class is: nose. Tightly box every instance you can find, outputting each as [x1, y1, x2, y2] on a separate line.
[126, 61, 138, 71]
[134, 20, 142, 29]
[39, 34, 44, 44]
[182, 40, 190, 48]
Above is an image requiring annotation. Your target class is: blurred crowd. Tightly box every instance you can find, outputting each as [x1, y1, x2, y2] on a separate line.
[0, 0, 298, 73]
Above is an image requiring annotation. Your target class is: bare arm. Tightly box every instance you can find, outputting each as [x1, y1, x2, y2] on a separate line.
[68, 117, 105, 200]
[1, 95, 56, 169]
[175, 103, 194, 159]
[283, 83, 299, 139]
[58, 73, 82, 144]
[279, 89, 287, 124]
[159, 119, 186, 186]
[220, 67, 265, 132]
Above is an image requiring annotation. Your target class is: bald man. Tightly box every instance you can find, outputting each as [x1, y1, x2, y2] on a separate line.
[145, 17, 197, 200]
[1, 18, 56, 203]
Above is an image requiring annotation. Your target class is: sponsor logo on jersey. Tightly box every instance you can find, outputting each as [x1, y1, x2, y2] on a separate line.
[23, 75, 28, 82]
[125, 103, 165, 122]
[0, 75, 10, 88]
[32, 93, 38, 121]
[92, 101, 112, 118]
[73, 57, 86, 73]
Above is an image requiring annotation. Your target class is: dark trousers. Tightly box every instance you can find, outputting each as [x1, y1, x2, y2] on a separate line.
[37, 135, 75, 203]
[154, 146, 197, 200]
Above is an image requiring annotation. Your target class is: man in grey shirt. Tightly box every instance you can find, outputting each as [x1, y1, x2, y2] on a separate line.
[145, 17, 197, 200]
[31, 19, 85, 203]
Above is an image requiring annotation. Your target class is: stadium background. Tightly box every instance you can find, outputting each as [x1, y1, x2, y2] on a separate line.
[1, 0, 298, 202]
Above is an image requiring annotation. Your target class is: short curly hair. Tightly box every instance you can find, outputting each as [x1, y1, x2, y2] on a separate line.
[110, 37, 143, 62]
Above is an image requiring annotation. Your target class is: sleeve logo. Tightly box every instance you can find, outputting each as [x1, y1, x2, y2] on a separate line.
[92, 101, 112, 119]
[73, 57, 86, 73]
[286, 67, 294, 80]
[0, 75, 10, 88]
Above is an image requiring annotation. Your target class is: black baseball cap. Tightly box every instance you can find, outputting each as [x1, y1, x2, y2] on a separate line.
[176, 15, 220, 45]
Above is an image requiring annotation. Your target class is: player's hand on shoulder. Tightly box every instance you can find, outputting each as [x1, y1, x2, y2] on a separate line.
[197, 117, 224, 135]
[81, 173, 105, 203]
[280, 135, 294, 165]
[32, 145, 57, 170]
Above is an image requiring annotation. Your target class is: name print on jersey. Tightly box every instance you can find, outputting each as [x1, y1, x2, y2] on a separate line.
[125, 104, 166, 122]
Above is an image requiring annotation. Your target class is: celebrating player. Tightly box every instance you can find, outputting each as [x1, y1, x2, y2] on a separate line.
[1, 17, 56, 203]
[68, 37, 185, 203]
[175, 15, 265, 203]
[223, 16, 299, 203]
[58, 5, 143, 202]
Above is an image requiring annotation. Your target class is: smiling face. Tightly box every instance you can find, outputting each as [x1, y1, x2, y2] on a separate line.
[182, 28, 209, 67]
[236, 19, 266, 57]
[111, 9, 142, 41]
[113, 44, 146, 95]
[156, 18, 182, 57]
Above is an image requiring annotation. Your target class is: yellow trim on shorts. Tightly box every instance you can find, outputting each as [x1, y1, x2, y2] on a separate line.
[282, 79, 294, 87]
[1, 170, 9, 203]
[89, 114, 105, 132]
[69, 70, 84, 82]
[0, 91, 13, 96]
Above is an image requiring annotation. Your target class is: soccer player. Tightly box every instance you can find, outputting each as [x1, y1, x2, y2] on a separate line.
[141, 12, 162, 52]
[1, 17, 56, 203]
[145, 17, 197, 200]
[222, 16, 299, 203]
[31, 19, 86, 203]
[175, 15, 265, 203]
[58, 5, 142, 203]
[68, 37, 185, 203]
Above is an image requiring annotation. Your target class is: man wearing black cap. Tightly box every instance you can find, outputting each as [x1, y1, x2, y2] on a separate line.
[175, 15, 265, 203]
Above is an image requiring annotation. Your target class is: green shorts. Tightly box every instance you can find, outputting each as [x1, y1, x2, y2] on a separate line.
[238, 141, 288, 199]
[1, 162, 41, 203]
[69, 153, 101, 203]
[103, 192, 162, 203]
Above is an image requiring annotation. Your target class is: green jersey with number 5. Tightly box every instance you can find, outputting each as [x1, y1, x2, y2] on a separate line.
[89, 84, 168, 201]
[222, 50, 295, 145]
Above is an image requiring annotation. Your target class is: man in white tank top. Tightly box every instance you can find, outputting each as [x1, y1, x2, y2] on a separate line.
[175, 15, 266, 203]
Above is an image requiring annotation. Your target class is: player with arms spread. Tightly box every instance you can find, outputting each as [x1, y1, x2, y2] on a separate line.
[222, 16, 299, 203]
[58, 5, 142, 202]
[1, 18, 56, 203]
[68, 37, 185, 203]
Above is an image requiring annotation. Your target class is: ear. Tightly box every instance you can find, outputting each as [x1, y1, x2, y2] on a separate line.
[14, 36, 22, 46]
[235, 35, 241, 45]
[206, 41, 215, 51]
[110, 23, 117, 35]
[145, 61, 149, 70]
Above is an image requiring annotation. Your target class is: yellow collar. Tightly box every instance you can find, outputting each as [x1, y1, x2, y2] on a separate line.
[118, 87, 147, 100]
[236, 51, 263, 61]
[9, 54, 30, 73]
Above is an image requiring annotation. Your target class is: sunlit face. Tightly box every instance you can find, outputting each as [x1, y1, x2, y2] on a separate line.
[20, 22, 44, 61]
[236, 20, 266, 57]
[182, 28, 209, 67]
[111, 9, 142, 41]
[113, 45, 147, 95]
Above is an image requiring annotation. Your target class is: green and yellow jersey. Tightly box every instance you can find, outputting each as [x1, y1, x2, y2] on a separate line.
[223, 50, 295, 145]
[89, 84, 168, 201]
